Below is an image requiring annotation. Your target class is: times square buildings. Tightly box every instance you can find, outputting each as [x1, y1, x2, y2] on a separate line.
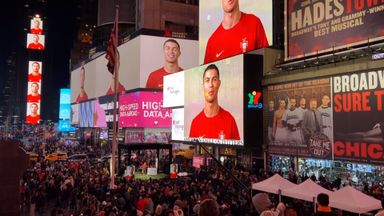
[67, 0, 384, 183]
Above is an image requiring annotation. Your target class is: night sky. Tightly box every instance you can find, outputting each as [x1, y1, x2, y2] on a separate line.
[1, 0, 79, 122]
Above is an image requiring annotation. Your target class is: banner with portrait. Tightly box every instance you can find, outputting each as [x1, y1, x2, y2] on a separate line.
[266, 78, 332, 159]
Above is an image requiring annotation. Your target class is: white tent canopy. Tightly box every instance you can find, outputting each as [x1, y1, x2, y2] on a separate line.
[282, 178, 333, 202]
[329, 185, 382, 214]
[252, 173, 296, 194]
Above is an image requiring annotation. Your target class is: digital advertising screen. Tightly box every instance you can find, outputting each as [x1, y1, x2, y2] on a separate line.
[285, 0, 384, 60]
[25, 102, 41, 125]
[58, 120, 76, 132]
[171, 108, 184, 141]
[26, 33, 45, 50]
[98, 94, 118, 126]
[79, 100, 95, 127]
[59, 89, 71, 119]
[59, 89, 71, 104]
[28, 61, 43, 82]
[70, 35, 198, 103]
[71, 104, 79, 125]
[59, 104, 71, 119]
[94, 99, 107, 128]
[184, 55, 244, 146]
[266, 78, 332, 159]
[199, 0, 273, 64]
[30, 17, 43, 34]
[163, 71, 184, 108]
[119, 91, 172, 128]
[27, 81, 42, 103]
[71, 62, 96, 103]
[265, 69, 384, 165]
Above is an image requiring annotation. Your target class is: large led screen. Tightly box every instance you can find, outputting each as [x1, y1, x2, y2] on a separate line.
[184, 55, 244, 146]
[119, 91, 172, 128]
[27, 33, 45, 50]
[26, 61, 43, 124]
[94, 99, 107, 128]
[285, 0, 384, 60]
[71, 35, 198, 103]
[79, 100, 95, 127]
[28, 61, 43, 82]
[71, 104, 80, 125]
[199, 0, 272, 64]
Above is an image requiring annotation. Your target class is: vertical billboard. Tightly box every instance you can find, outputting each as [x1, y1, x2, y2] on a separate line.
[70, 35, 198, 103]
[93, 99, 108, 128]
[26, 61, 43, 124]
[285, 0, 384, 60]
[266, 78, 333, 159]
[333, 69, 384, 164]
[59, 89, 71, 119]
[199, 0, 272, 64]
[119, 91, 172, 128]
[71, 104, 80, 125]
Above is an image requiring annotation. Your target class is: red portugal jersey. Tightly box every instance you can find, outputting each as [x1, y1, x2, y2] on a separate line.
[28, 73, 42, 82]
[146, 67, 183, 90]
[204, 13, 269, 64]
[31, 28, 42, 35]
[106, 82, 126, 95]
[28, 43, 44, 50]
[76, 92, 88, 102]
[189, 107, 240, 140]
[27, 94, 41, 102]
[26, 115, 40, 124]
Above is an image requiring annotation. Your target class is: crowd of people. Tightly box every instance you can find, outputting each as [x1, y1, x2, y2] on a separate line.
[1, 124, 384, 215]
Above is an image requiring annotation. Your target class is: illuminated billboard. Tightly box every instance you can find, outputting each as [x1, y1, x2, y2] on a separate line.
[165, 54, 264, 147]
[26, 102, 41, 124]
[79, 100, 95, 127]
[119, 91, 172, 128]
[59, 104, 71, 119]
[59, 89, 71, 119]
[285, 0, 384, 60]
[26, 61, 43, 124]
[58, 120, 76, 132]
[332, 70, 384, 164]
[27, 33, 45, 50]
[94, 99, 107, 128]
[169, 55, 245, 146]
[71, 104, 80, 125]
[70, 35, 198, 103]
[30, 17, 43, 34]
[59, 89, 71, 104]
[266, 69, 384, 164]
[28, 61, 43, 82]
[199, 0, 272, 64]
[266, 78, 333, 159]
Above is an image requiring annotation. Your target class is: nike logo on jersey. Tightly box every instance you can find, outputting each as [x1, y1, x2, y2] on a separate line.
[216, 50, 224, 58]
